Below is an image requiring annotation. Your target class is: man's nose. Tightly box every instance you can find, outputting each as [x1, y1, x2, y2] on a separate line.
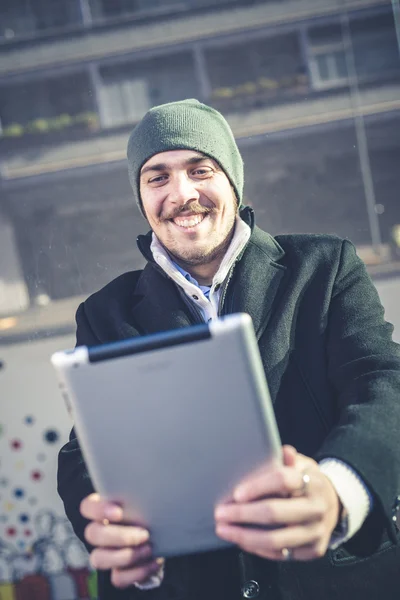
[169, 174, 200, 205]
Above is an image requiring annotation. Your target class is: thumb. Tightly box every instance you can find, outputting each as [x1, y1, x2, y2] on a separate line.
[282, 445, 297, 467]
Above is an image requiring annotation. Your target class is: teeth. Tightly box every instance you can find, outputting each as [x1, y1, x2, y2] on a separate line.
[174, 214, 205, 228]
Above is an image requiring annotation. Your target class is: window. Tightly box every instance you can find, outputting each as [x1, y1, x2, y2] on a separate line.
[99, 52, 198, 127]
[99, 64, 150, 128]
[308, 24, 348, 88]
[0, 0, 82, 38]
[205, 33, 305, 107]
[308, 12, 400, 89]
[0, 72, 95, 134]
[351, 14, 400, 78]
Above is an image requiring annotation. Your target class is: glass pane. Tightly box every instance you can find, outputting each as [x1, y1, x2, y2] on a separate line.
[351, 12, 400, 78]
[315, 54, 330, 81]
[0, 72, 95, 132]
[99, 52, 198, 126]
[0, 0, 82, 37]
[333, 51, 347, 79]
[206, 32, 304, 111]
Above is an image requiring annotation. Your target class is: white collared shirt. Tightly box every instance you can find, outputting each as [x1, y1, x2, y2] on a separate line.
[150, 215, 251, 322]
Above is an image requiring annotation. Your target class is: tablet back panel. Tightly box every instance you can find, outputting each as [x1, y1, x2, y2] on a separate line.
[52, 313, 281, 557]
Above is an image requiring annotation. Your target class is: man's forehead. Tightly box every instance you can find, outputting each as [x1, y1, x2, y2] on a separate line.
[141, 150, 211, 172]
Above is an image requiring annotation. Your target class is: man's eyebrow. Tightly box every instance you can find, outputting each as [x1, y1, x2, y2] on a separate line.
[140, 162, 168, 176]
[140, 154, 214, 176]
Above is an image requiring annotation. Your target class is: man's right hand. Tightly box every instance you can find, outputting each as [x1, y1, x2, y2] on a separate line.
[80, 493, 164, 588]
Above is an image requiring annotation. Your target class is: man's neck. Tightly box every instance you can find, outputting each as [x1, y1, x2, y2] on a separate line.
[171, 256, 222, 286]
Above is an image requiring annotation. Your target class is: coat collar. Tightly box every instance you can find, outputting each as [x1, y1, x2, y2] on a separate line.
[133, 207, 288, 339]
[225, 217, 287, 340]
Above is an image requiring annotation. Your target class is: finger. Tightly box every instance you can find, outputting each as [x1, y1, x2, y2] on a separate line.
[111, 560, 163, 589]
[282, 445, 297, 467]
[233, 466, 304, 503]
[287, 541, 327, 561]
[215, 497, 325, 527]
[293, 453, 318, 473]
[215, 521, 324, 556]
[84, 521, 150, 548]
[80, 493, 123, 522]
[90, 543, 152, 570]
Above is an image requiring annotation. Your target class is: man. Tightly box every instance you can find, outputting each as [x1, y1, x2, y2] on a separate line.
[58, 99, 400, 600]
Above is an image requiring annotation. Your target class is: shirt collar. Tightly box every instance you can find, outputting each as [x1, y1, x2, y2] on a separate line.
[150, 215, 251, 292]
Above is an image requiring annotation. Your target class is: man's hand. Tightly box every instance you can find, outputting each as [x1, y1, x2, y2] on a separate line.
[214, 445, 340, 561]
[80, 493, 164, 588]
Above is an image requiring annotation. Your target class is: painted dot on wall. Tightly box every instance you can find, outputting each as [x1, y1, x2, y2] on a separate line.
[14, 488, 25, 499]
[19, 513, 30, 523]
[10, 439, 23, 451]
[0, 477, 8, 486]
[24, 415, 35, 426]
[31, 470, 43, 482]
[24, 529, 32, 537]
[6, 527, 16, 537]
[43, 429, 59, 444]
[15, 460, 25, 471]
[28, 497, 37, 506]
[17, 540, 25, 550]
[5, 502, 15, 512]
[37, 453, 46, 462]
[0, 514, 8, 523]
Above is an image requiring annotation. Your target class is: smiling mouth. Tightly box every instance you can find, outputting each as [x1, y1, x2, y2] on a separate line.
[172, 214, 206, 229]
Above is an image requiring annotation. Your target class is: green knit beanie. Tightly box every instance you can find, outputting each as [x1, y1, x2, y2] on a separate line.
[127, 99, 243, 216]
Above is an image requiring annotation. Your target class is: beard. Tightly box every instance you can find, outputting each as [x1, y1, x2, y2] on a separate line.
[155, 194, 238, 271]
[168, 227, 235, 266]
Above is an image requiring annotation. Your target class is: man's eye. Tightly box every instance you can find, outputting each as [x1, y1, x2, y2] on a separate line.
[149, 175, 167, 184]
[192, 168, 212, 176]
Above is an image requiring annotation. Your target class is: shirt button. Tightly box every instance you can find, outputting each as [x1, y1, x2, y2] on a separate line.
[192, 295, 199, 300]
[392, 495, 400, 520]
[242, 580, 260, 599]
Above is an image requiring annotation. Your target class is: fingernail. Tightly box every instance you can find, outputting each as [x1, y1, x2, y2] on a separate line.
[233, 487, 245, 502]
[215, 524, 230, 537]
[137, 529, 150, 543]
[156, 557, 165, 565]
[215, 506, 227, 520]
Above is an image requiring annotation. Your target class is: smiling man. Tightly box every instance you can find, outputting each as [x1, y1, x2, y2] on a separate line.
[58, 99, 400, 600]
[139, 150, 237, 282]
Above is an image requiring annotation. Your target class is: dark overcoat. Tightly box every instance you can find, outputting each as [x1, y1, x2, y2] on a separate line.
[58, 208, 400, 600]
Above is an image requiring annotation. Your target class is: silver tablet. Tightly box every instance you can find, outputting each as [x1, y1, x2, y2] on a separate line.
[51, 313, 282, 557]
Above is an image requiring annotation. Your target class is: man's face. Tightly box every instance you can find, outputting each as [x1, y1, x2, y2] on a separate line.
[139, 150, 238, 267]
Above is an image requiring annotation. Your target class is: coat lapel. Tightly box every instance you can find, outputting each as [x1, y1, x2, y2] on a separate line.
[133, 214, 288, 341]
[229, 225, 288, 341]
[131, 262, 194, 335]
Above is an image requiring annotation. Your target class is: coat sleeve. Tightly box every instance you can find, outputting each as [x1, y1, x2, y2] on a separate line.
[57, 302, 99, 550]
[314, 239, 400, 546]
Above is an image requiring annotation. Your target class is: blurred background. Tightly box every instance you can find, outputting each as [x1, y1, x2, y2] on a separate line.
[0, 0, 399, 598]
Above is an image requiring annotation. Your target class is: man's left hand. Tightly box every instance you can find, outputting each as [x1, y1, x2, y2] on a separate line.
[214, 445, 341, 561]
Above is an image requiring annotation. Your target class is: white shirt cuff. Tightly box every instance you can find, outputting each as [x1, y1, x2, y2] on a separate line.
[133, 563, 164, 590]
[319, 458, 373, 549]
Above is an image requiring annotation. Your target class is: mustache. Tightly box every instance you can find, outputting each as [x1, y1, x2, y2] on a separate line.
[160, 202, 215, 222]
